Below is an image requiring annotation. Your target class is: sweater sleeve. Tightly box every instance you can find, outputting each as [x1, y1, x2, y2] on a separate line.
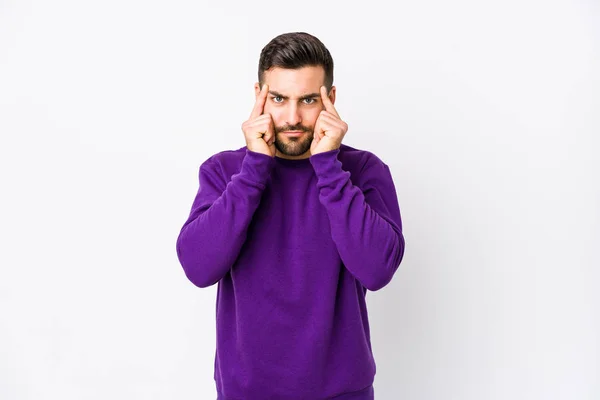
[309, 149, 405, 291]
[176, 149, 275, 288]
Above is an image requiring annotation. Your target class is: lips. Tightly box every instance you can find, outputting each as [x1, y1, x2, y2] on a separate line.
[283, 131, 304, 136]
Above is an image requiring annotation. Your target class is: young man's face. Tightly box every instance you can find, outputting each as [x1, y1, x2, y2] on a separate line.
[254, 65, 336, 159]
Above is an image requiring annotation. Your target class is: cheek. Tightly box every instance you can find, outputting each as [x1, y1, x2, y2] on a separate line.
[305, 110, 321, 127]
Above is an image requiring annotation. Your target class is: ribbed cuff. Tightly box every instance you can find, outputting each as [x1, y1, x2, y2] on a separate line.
[309, 148, 344, 179]
[241, 148, 276, 186]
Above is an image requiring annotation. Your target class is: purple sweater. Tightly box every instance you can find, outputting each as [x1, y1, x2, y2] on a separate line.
[176, 144, 405, 399]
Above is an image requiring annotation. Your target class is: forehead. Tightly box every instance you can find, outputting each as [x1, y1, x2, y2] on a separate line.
[263, 65, 325, 95]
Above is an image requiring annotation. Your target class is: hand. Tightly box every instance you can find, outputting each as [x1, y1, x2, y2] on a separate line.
[242, 84, 276, 157]
[310, 86, 348, 156]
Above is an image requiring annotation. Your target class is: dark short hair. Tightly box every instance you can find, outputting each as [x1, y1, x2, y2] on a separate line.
[258, 32, 334, 91]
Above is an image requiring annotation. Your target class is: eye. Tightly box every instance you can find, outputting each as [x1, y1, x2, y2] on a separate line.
[272, 96, 283, 103]
[303, 98, 316, 105]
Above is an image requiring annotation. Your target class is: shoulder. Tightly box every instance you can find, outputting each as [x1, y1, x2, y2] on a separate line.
[338, 143, 389, 175]
[202, 146, 246, 167]
[197, 146, 248, 184]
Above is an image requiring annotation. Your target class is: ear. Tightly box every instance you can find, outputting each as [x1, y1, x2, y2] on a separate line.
[328, 85, 337, 105]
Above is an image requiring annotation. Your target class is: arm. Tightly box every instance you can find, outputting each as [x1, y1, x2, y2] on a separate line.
[309, 149, 405, 291]
[175, 149, 275, 287]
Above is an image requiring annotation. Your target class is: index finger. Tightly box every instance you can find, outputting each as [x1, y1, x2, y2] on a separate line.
[320, 86, 340, 119]
[250, 84, 269, 120]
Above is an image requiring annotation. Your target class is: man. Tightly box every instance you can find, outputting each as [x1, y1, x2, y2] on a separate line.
[176, 32, 405, 400]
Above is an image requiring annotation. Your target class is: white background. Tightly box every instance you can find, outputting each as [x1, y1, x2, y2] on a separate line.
[1, 0, 598, 399]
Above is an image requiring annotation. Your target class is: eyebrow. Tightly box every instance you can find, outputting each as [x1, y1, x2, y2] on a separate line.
[268, 90, 320, 100]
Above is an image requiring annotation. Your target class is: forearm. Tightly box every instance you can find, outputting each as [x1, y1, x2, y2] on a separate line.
[310, 149, 405, 291]
[176, 150, 274, 287]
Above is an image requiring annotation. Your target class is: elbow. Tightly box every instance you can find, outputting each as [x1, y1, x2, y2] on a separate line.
[363, 264, 397, 292]
[363, 274, 393, 292]
[183, 264, 220, 288]
[364, 233, 405, 292]
[176, 233, 220, 288]
[177, 250, 221, 288]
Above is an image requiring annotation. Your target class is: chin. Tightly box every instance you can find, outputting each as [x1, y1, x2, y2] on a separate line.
[275, 136, 313, 157]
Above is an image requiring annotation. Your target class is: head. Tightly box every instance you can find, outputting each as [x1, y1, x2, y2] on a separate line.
[255, 32, 336, 159]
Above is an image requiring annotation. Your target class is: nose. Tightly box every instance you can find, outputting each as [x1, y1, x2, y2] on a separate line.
[284, 103, 302, 126]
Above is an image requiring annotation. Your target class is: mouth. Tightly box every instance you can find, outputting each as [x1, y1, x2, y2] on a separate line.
[282, 131, 304, 137]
